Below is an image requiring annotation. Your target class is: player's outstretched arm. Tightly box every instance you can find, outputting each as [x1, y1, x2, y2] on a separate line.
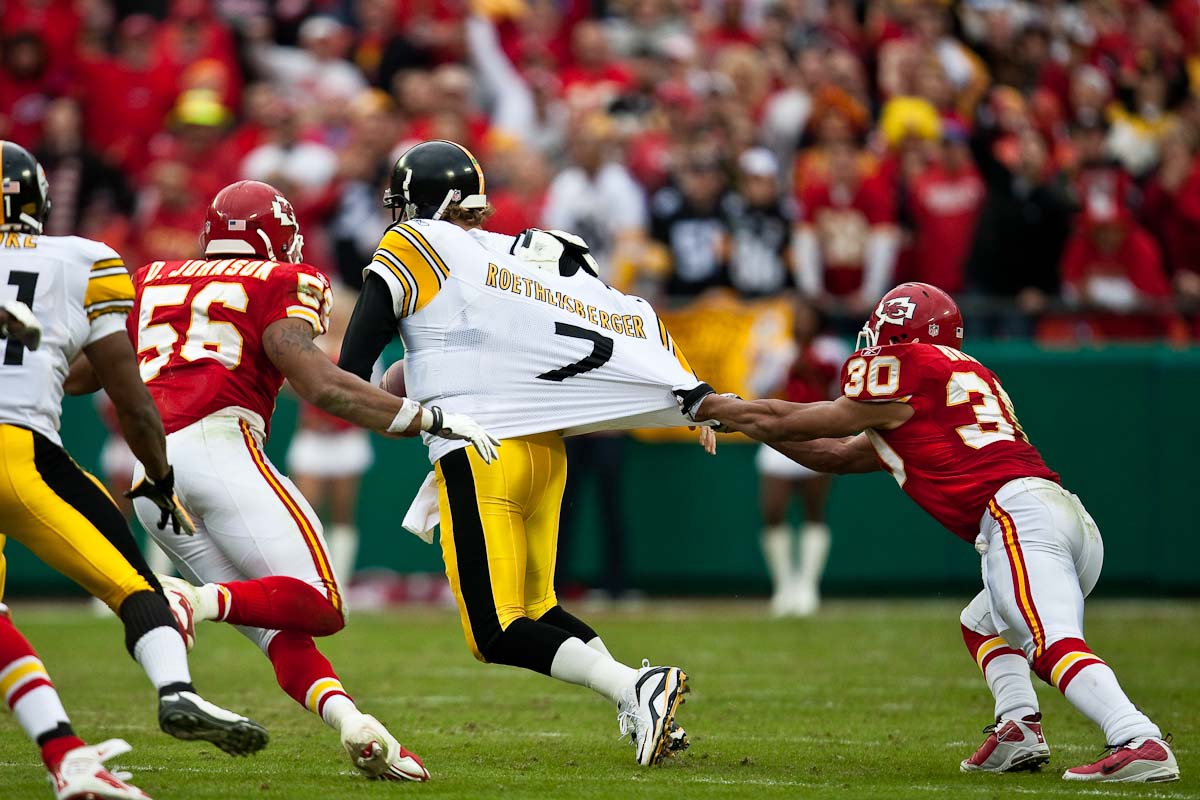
[769, 434, 881, 475]
[694, 394, 912, 443]
[84, 331, 170, 480]
[265, 317, 500, 462]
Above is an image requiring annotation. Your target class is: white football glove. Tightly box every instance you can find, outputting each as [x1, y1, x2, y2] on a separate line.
[511, 229, 600, 278]
[421, 406, 500, 463]
[0, 300, 41, 351]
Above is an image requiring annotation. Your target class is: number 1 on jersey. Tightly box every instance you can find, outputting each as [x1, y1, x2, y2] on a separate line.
[2, 270, 39, 366]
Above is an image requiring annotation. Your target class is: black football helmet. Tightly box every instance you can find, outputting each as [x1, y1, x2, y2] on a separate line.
[1, 141, 51, 234]
[383, 140, 487, 222]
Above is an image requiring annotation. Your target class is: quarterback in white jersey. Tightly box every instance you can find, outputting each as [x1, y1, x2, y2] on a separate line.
[0, 141, 266, 799]
[340, 140, 706, 767]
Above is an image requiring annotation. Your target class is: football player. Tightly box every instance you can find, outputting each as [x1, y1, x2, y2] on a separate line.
[105, 179, 495, 781]
[0, 141, 267, 798]
[338, 140, 706, 767]
[683, 282, 1178, 783]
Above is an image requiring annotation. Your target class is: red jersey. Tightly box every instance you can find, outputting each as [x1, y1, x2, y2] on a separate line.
[799, 177, 895, 296]
[841, 343, 1059, 541]
[129, 258, 333, 437]
[906, 165, 984, 293]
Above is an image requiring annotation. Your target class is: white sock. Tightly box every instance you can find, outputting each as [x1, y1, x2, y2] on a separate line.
[132, 626, 192, 690]
[796, 523, 831, 588]
[760, 524, 793, 596]
[549, 637, 637, 705]
[329, 524, 359, 584]
[586, 636, 613, 658]
[321, 693, 359, 731]
[12, 683, 70, 742]
[1063, 662, 1161, 744]
[984, 652, 1040, 721]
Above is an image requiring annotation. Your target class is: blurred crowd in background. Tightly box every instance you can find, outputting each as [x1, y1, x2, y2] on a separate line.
[6, 0, 1200, 343]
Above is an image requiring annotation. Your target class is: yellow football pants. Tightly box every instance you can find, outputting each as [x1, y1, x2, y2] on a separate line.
[435, 432, 566, 661]
[0, 424, 154, 609]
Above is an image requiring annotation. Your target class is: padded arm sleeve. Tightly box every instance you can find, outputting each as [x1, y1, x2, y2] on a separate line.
[338, 272, 399, 381]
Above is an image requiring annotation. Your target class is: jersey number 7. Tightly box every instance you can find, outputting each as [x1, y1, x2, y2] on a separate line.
[536, 322, 614, 382]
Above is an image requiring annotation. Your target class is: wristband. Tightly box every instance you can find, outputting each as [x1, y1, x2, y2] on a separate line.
[420, 405, 444, 434]
[386, 397, 421, 433]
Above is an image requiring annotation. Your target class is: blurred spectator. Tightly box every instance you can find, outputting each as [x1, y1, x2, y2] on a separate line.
[903, 123, 984, 294]
[1059, 191, 1174, 338]
[560, 20, 634, 109]
[77, 14, 178, 173]
[650, 148, 733, 298]
[133, 158, 207, 264]
[1143, 124, 1200, 302]
[485, 141, 552, 236]
[147, 89, 240, 201]
[352, 0, 433, 90]
[251, 15, 367, 107]
[35, 98, 134, 237]
[795, 140, 899, 312]
[542, 116, 646, 287]
[725, 148, 794, 297]
[967, 128, 1072, 326]
[0, 31, 63, 145]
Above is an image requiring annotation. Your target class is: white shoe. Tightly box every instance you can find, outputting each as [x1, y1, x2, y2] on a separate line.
[961, 714, 1050, 773]
[1063, 736, 1179, 782]
[768, 590, 791, 618]
[340, 712, 430, 781]
[617, 659, 690, 766]
[157, 575, 199, 651]
[49, 739, 151, 800]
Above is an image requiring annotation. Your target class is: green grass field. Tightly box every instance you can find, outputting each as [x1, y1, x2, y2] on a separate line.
[1, 600, 1196, 800]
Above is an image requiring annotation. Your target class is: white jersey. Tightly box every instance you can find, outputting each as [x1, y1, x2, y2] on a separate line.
[366, 219, 702, 463]
[0, 233, 132, 444]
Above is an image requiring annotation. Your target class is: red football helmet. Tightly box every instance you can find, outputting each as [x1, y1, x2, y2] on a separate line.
[199, 180, 303, 263]
[856, 282, 964, 351]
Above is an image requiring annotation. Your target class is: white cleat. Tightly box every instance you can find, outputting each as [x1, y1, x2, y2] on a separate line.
[340, 712, 430, 782]
[1063, 736, 1179, 783]
[617, 659, 690, 766]
[961, 714, 1050, 773]
[157, 575, 199, 651]
[49, 739, 152, 800]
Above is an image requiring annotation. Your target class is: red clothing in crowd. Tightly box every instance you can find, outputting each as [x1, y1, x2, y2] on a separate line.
[486, 190, 546, 236]
[77, 54, 178, 172]
[1143, 158, 1200, 278]
[1, 1, 81, 71]
[1060, 222, 1173, 338]
[799, 176, 896, 296]
[905, 164, 984, 293]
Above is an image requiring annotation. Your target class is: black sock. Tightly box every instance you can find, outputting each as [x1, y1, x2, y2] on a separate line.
[157, 681, 195, 698]
[36, 722, 76, 747]
[535, 605, 599, 643]
[481, 617, 572, 676]
[118, 590, 177, 658]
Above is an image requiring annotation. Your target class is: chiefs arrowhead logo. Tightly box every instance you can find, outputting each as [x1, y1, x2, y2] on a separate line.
[876, 296, 916, 325]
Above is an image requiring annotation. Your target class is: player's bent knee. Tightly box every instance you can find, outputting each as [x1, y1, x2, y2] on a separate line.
[118, 590, 179, 656]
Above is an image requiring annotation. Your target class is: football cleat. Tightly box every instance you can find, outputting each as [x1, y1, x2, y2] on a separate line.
[340, 712, 430, 782]
[1062, 736, 1179, 783]
[49, 738, 152, 800]
[157, 575, 198, 651]
[158, 690, 268, 756]
[617, 659, 690, 766]
[961, 714, 1050, 773]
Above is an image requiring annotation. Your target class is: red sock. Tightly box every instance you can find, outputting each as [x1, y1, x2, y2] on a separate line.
[266, 632, 353, 721]
[40, 734, 86, 771]
[221, 576, 344, 636]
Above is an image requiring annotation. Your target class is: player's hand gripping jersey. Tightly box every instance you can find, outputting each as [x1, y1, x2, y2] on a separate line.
[366, 219, 704, 462]
[129, 257, 332, 435]
[841, 342, 1059, 540]
[0, 234, 132, 444]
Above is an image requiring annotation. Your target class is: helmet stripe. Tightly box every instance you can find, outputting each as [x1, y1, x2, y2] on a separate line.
[446, 140, 485, 195]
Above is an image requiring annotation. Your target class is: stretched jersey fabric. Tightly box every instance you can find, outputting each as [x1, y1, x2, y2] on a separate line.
[129, 258, 333, 436]
[841, 342, 1059, 540]
[365, 219, 703, 463]
[0, 233, 132, 444]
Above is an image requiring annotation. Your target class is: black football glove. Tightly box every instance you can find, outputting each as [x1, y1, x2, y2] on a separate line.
[125, 466, 195, 535]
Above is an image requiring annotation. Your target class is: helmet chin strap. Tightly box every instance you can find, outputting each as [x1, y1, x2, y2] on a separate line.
[855, 322, 879, 352]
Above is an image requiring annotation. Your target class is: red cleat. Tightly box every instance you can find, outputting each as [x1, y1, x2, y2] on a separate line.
[960, 714, 1050, 773]
[1063, 736, 1179, 783]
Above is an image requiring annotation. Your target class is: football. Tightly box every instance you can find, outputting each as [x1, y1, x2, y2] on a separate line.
[380, 359, 406, 397]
